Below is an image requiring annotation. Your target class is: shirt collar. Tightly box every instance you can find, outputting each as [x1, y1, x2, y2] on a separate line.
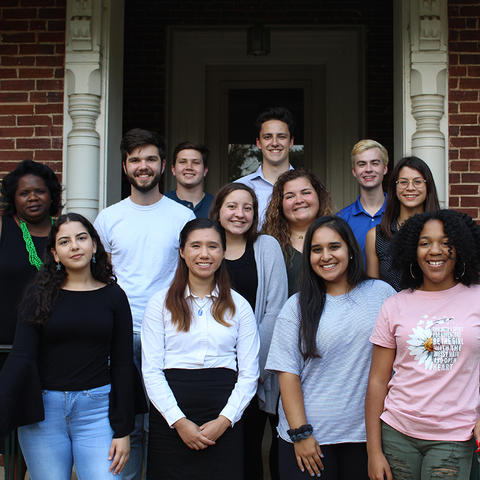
[351, 193, 387, 217]
[253, 163, 294, 183]
[184, 284, 219, 299]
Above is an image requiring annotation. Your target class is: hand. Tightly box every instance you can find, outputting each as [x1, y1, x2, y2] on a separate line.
[368, 451, 393, 480]
[173, 417, 216, 450]
[293, 435, 324, 477]
[199, 415, 231, 442]
[108, 435, 130, 475]
[474, 418, 480, 452]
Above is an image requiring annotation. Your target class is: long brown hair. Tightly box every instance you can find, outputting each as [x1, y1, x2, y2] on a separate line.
[379, 156, 440, 239]
[262, 168, 332, 261]
[165, 218, 235, 332]
[209, 182, 259, 243]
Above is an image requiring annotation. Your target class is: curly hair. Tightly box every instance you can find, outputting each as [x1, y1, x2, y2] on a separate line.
[262, 168, 332, 262]
[209, 183, 259, 243]
[25, 213, 115, 325]
[0, 159, 62, 216]
[379, 156, 440, 239]
[298, 216, 367, 359]
[391, 209, 480, 290]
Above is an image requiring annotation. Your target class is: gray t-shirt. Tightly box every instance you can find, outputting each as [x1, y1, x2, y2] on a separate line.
[266, 279, 395, 445]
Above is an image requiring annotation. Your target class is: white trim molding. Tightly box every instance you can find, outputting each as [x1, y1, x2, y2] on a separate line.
[63, 0, 124, 221]
[397, 0, 448, 207]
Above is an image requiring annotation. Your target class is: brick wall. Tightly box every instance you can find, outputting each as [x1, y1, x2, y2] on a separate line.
[123, 0, 394, 157]
[448, 1, 480, 220]
[0, 0, 65, 179]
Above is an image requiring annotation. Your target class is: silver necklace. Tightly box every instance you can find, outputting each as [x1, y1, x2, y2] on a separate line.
[191, 296, 210, 316]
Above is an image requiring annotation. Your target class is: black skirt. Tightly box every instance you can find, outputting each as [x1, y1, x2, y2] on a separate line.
[147, 368, 244, 480]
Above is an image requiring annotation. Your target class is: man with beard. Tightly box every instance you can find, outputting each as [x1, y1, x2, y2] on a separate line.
[94, 128, 195, 480]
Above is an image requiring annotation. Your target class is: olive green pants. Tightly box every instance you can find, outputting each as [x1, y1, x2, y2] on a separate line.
[381, 421, 474, 480]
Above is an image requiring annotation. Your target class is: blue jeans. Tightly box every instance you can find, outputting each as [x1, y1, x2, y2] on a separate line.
[18, 384, 119, 480]
[122, 332, 147, 480]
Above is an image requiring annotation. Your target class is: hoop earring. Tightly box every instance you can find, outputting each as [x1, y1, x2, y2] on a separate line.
[91, 254, 96, 264]
[56, 262, 62, 271]
[456, 262, 465, 280]
[409, 263, 416, 279]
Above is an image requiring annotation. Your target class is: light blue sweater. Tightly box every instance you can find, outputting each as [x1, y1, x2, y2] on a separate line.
[252, 234, 288, 414]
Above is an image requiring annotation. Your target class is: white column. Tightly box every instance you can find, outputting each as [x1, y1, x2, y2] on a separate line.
[63, 0, 103, 221]
[63, 0, 124, 221]
[404, 0, 449, 206]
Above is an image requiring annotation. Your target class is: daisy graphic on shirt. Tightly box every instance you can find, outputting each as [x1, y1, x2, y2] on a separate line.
[407, 316, 462, 371]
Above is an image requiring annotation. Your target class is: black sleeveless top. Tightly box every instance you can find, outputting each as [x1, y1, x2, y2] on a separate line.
[225, 241, 258, 311]
[375, 222, 401, 291]
[0, 215, 48, 365]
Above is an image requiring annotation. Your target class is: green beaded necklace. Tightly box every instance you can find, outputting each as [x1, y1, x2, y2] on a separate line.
[19, 217, 54, 271]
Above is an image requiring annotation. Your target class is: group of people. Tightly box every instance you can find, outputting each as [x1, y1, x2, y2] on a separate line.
[0, 105, 479, 480]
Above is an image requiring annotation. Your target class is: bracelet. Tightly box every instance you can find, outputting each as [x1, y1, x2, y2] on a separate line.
[287, 424, 313, 442]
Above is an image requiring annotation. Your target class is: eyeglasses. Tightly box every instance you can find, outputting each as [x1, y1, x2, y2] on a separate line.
[395, 178, 426, 189]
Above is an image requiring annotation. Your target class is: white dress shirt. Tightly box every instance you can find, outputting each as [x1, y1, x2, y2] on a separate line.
[141, 285, 260, 427]
[236, 164, 294, 228]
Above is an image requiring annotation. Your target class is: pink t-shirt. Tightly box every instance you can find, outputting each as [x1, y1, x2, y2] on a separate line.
[370, 283, 480, 441]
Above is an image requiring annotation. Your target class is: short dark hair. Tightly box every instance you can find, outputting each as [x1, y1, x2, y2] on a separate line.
[209, 183, 259, 243]
[173, 141, 209, 168]
[0, 159, 62, 216]
[254, 106, 295, 138]
[120, 128, 166, 163]
[392, 209, 480, 290]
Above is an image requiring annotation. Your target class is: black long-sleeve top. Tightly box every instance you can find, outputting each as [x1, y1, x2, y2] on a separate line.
[0, 283, 145, 438]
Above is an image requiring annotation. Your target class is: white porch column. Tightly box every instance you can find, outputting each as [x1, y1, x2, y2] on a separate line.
[63, 0, 102, 221]
[63, 0, 124, 221]
[396, 0, 449, 207]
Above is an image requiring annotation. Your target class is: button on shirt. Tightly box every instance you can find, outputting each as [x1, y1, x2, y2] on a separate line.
[336, 194, 387, 255]
[164, 190, 214, 218]
[236, 164, 294, 228]
[141, 286, 260, 427]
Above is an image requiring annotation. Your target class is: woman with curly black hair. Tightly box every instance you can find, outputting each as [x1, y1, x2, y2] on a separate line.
[0, 159, 62, 368]
[366, 209, 480, 480]
[0, 213, 142, 479]
[365, 156, 440, 291]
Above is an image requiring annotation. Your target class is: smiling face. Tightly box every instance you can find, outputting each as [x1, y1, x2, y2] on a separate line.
[180, 227, 225, 285]
[417, 219, 457, 291]
[14, 174, 52, 224]
[282, 177, 320, 228]
[256, 119, 293, 168]
[218, 189, 254, 238]
[51, 221, 97, 274]
[310, 226, 350, 293]
[396, 166, 427, 210]
[123, 144, 165, 193]
[171, 149, 207, 189]
[352, 147, 387, 190]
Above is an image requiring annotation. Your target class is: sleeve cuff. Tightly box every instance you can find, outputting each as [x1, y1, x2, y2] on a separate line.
[163, 405, 186, 428]
[219, 405, 236, 427]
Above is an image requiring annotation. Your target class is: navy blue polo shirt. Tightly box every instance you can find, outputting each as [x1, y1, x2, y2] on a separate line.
[164, 191, 214, 218]
[336, 194, 387, 256]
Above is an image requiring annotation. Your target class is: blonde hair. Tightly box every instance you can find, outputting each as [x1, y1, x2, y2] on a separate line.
[351, 139, 388, 167]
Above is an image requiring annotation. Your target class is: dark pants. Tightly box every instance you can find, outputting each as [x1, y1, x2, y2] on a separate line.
[243, 397, 279, 480]
[278, 437, 368, 480]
